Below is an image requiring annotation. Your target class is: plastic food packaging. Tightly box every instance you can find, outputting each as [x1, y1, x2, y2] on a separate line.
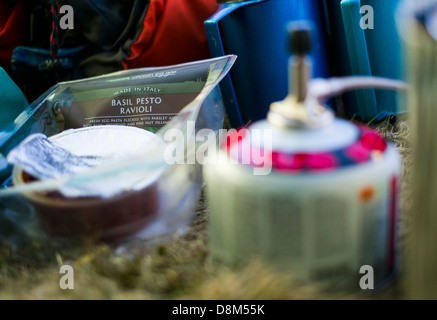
[0, 55, 236, 244]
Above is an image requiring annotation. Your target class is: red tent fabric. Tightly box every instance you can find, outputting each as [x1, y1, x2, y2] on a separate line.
[123, 0, 217, 69]
[1, 0, 218, 71]
[0, 0, 219, 99]
[0, 0, 28, 71]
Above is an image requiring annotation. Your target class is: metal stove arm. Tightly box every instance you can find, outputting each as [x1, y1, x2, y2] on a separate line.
[308, 76, 409, 106]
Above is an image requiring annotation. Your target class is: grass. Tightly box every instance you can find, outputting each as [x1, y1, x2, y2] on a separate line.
[0, 116, 412, 300]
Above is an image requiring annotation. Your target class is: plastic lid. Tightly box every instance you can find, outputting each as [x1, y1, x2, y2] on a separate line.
[250, 119, 359, 153]
[224, 119, 388, 173]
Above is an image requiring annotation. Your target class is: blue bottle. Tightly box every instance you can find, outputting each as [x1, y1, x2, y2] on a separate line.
[205, 0, 331, 127]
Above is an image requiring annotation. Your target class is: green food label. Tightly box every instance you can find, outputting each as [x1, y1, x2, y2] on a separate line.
[57, 82, 204, 132]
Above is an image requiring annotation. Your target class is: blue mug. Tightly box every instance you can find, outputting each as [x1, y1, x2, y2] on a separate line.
[325, 0, 404, 121]
[204, 0, 330, 127]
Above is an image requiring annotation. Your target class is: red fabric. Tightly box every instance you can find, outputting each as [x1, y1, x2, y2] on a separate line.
[0, 0, 28, 69]
[225, 126, 388, 173]
[123, 0, 218, 69]
[272, 152, 338, 172]
[360, 128, 387, 152]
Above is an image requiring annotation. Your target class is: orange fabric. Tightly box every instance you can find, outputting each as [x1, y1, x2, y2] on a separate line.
[122, 0, 218, 69]
[0, 0, 28, 69]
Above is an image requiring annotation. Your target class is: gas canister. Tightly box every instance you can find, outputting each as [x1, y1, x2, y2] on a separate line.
[204, 22, 405, 289]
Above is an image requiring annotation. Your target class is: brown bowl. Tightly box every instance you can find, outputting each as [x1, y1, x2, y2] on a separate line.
[12, 125, 164, 243]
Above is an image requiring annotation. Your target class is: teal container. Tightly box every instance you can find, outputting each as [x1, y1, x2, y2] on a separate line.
[0, 67, 29, 182]
[324, 0, 404, 121]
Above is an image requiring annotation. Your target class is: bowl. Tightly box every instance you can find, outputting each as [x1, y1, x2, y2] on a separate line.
[12, 125, 164, 242]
